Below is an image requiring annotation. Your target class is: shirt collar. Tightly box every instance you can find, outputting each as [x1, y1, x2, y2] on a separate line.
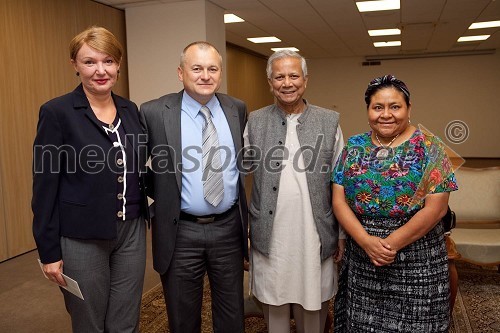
[182, 91, 220, 119]
[275, 99, 310, 123]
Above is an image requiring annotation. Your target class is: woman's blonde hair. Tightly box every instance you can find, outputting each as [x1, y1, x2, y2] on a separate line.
[69, 26, 123, 63]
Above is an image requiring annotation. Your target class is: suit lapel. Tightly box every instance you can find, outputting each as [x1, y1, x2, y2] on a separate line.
[216, 94, 247, 222]
[217, 93, 242, 152]
[163, 92, 183, 192]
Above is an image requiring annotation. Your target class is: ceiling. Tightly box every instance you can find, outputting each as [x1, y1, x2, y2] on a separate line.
[93, 0, 500, 60]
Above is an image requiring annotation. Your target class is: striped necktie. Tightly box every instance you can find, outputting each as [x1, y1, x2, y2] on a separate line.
[200, 105, 224, 206]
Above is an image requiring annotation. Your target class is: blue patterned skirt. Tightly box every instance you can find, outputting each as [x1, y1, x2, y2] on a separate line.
[333, 215, 450, 332]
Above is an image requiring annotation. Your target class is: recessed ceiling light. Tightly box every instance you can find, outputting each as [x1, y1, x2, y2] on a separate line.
[356, 0, 400, 12]
[271, 47, 300, 52]
[457, 35, 490, 42]
[368, 28, 401, 36]
[469, 21, 500, 29]
[374, 41, 401, 47]
[247, 37, 281, 43]
[224, 14, 244, 24]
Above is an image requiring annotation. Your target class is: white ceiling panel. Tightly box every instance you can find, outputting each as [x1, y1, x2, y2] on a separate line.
[476, 31, 500, 50]
[478, 0, 500, 21]
[402, 0, 445, 23]
[440, 0, 491, 21]
[360, 10, 400, 30]
[308, 0, 372, 56]
[259, 0, 329, 33]
[427, 20, 474, 53]
[401, 23, 435, 52]
[225, 22, 269, 38]
[93, 0, 500, 59]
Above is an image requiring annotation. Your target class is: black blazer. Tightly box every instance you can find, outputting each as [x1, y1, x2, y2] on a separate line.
[140, 91, 249, 275]
[32, 84, 149, 264]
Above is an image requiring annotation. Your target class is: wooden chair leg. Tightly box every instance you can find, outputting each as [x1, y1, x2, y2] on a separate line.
[445, 235, 460, 315]
[449, 259, 459, 313]
[324, 310, 333, 333]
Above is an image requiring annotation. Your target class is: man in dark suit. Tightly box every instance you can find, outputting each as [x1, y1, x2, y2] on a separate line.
[140, 41, 248, 333]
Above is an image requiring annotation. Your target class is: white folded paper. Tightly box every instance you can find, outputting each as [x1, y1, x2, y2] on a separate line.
[37, 259, 84, 300]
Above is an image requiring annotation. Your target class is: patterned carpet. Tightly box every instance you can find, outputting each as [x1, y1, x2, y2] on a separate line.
[140, 262, 499, 332]
[450, 262, 500, 333]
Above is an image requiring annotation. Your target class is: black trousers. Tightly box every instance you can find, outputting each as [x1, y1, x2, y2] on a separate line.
[160, 207, 244, 333]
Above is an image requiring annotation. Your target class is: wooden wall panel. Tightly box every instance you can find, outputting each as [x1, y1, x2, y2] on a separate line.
[0, 161, 7, 261]
[226, 44, 274, 112]
[0, 0, 76, 260]
[0, 0, 127, 261]
[0, 2, 8, 262]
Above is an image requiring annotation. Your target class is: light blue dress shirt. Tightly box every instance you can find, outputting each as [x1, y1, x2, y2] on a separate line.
[180, 91, 238, 215]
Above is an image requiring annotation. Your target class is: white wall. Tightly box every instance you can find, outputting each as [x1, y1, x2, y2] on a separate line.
[305, 53, 500, 157]
[125, 0, 226, 106]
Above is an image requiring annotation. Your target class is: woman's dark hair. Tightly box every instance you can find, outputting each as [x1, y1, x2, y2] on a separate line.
[364, 74, 410, 107]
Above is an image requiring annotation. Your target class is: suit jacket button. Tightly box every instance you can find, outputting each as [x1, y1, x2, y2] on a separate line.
[117, 193, 124, 200]
[273, 187, 277, 191]
[269, 210, 273, 215]
[117, 176, 124, 183]
[117, 211, 124, 218]
[173, 218, 178, 225]
[117, 158, 124, 166]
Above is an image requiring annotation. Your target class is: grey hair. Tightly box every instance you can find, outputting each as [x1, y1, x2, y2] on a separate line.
[179, 41, 222, 68]
[266, 50, 308, 79]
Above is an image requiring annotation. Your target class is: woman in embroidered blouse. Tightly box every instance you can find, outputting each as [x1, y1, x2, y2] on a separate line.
[332, 75, 458, 332]
[32, 26, 148, 332]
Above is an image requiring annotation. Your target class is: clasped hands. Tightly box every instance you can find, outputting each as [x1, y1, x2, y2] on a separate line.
[361, 235, 397, 266]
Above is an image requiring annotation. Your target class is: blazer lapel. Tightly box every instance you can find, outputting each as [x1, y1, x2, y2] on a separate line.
[163, 92, 183, 192]
[72, 85, 113, 143]
[115, 97, 141, 155]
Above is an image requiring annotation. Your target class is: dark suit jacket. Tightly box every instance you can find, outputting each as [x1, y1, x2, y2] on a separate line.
[32, 84, 149, 264]
[140, 91, 249, 275]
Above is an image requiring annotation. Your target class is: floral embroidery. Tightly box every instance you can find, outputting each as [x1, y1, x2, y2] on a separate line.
[347, 163, 368, 177]
[389, 206, 405, 217]
[409, 134, 423, 145]
[379, 199, 392, 211]
[332, 130, 458, 217]
[356, 192, 372, 204]
[367, 203, 379, 214]
[396, 194, 412, 206]
[365, 179, 380, 194]
[379, 186, 394, 198]
[354, 202, 365, 215]
[382, 163, 409, 179]
[442, 157, 452, 174]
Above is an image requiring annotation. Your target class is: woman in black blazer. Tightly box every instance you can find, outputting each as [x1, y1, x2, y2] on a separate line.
[32, 26, 148, 333]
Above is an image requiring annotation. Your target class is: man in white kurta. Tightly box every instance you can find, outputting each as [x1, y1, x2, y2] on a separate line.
[244, 50, 345, 333]
[251, 114, 344, 330]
